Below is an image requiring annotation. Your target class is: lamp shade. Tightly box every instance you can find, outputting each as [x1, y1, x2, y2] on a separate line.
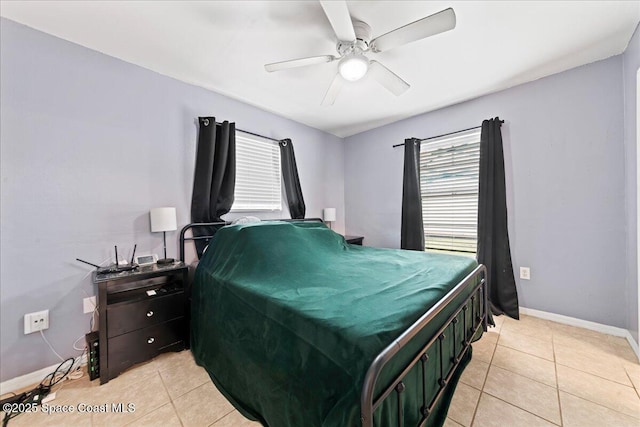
[150, 207, 177, 232]
[323, 208, 336, 222]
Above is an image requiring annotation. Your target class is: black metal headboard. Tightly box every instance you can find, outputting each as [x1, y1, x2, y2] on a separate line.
[179, 218, 324, 262]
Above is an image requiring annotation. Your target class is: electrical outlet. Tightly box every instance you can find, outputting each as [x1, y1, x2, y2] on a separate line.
[24, 310, 49, 334]
[83, 296, 96, 314]
[520, 267, 531, 280]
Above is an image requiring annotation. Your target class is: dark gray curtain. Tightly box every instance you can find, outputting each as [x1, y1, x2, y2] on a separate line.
[477, 118, 519, 320]
[401, 138, 425, 250]
[190, 117, 236, 257]
[279, 138, 306, 219]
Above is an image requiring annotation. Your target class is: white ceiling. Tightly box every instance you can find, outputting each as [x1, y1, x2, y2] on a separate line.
[1, 1, 639, 137]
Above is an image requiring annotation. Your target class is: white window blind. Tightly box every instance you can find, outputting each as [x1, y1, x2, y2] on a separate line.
[420, 128, 481, 254]
[231, 132, 282, 211]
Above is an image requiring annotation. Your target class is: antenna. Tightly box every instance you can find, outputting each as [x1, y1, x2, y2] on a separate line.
[76, 243, 139, 275]
[76, 258, 101, 269]
[130, 244, 137, 265]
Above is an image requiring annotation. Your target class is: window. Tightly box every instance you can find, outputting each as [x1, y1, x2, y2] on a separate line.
[420, 128, 481, 254]
[231, 131, 282, 211]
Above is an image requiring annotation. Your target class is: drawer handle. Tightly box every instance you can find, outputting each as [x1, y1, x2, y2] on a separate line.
[146, 311, 154, 317]
[147, 337, 155, 344]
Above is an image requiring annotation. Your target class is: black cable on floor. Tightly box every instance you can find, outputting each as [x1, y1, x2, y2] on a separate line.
[1, 357, 76, 426]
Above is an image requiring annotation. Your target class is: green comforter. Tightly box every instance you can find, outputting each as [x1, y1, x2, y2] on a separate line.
[191, 221, 479, 427]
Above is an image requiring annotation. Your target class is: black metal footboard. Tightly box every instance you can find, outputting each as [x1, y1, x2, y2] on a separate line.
[361, 264, 488, 427]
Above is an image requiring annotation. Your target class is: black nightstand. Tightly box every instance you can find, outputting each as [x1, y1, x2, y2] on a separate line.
[344, 235, 364, 245]
[93, 262, 189, 384]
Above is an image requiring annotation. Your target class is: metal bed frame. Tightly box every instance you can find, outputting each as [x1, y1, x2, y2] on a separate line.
[179, 219, 488, 427]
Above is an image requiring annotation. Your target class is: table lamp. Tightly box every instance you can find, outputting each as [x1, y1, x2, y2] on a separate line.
[323, 208, 336, 230]
[150, 207, 177, 264]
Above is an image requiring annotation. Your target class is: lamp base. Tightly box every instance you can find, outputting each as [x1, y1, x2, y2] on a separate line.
[156, 258, 175, 265]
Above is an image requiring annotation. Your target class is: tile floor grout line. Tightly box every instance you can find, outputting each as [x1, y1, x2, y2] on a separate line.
[157, 364, 210, 401]
[96, 372, 169, 427]
[499, 329, 553, 344]
[208, 410, 233, 427]
[624, 367, 640, 399]
[158, 366, 185, 427]
[450, 322, 493, 426]
[551, 328, 564, 426]
[488, 359, 558, 390]
[468, 323, 501, 426]
[466, 391, 480, 427]
[553, 360, 635, 388]
[487, 324, 561, 426]
[495, 342, 555, 362]
[551, 326, 640, 421]
[552, 344, 635, 369]
[558, 389, 640, 421]
[480, 389, 562, 426]
[493, 341, 555, 362]
[471, 319, 578, 426]
[552, 337, 632, 363]
[207, 408, 236, 427]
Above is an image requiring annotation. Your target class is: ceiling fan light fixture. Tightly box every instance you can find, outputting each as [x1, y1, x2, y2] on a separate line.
[338, 54, 369, 81]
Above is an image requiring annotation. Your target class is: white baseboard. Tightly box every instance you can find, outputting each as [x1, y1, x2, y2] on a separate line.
[0, 355, 87, 396]
[625, 330, 640, 361]
[520, 307, 640, 362]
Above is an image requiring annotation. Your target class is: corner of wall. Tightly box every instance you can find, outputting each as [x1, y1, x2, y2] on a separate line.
[621, 20, 640, 346]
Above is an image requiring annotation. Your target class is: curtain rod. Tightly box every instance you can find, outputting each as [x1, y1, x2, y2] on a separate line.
[392, 120, 504, 148]
[202, 118, 285, 144]
[236, 128, 284, 144]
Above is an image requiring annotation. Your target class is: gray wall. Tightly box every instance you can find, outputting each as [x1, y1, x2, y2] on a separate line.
[623, 23, 640, 344]
[0, 18, 344, 382]
[1, 15, 637, 384]
[344, 56, 627, 328]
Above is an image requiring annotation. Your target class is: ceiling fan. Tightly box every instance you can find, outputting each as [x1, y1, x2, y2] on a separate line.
[264, 1, 456, 105]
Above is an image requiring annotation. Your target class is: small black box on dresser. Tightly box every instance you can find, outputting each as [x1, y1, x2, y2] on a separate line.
[93, 262, 189, 384]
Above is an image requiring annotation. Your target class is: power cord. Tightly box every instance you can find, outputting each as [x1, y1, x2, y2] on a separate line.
[1, 357, 76, 426]
[80, 257, 106, 333]
[39, 330, 65, 362]
[1, 257, 108, 425]
[72, 335, 86, 352]
[39, 330, 84, 380]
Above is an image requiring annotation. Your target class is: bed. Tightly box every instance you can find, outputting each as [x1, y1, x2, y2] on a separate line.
[180, 219, 487, 427]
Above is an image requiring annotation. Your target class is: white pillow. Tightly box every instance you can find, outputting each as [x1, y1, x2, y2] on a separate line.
[232, 216, 261, 225]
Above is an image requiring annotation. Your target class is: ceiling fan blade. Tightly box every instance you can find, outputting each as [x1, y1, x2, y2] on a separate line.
[370, 8, 456, 52]
[368, 61, 410, 96]
[321, 73, 344, 106]
[265, 55, 336, 72]
[319, 0, 356, 42]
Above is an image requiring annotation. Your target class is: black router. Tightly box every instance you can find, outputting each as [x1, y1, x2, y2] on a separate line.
[77, 245, 139, 275]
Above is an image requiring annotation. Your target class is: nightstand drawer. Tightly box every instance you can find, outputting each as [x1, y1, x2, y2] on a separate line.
[108, 318, 185, 378]
[107, 291, 185, 338]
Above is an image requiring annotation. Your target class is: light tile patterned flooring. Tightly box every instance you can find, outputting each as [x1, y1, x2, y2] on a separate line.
[2, 314, 639, 426]
[447, 315, 640, 427]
